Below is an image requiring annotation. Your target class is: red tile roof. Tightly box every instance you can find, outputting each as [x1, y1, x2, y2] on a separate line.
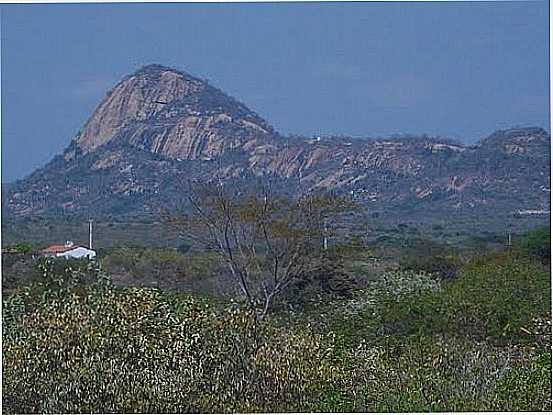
[42, 245, 81, 254]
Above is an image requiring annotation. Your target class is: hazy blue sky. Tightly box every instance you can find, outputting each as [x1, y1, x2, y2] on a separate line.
[1, 1, 549, 181]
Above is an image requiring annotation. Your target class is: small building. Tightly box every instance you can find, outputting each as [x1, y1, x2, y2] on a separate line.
[41, 241, 96, 260]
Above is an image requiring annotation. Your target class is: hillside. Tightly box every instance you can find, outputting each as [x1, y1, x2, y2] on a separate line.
[2, 64, 550, 236]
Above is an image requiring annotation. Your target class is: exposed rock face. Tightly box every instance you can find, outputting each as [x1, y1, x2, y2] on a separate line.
[76, 67, 203, 152]
[70, 65, 350, 180]
[2, 64, 550, 234]
[74, 64, 274, 161]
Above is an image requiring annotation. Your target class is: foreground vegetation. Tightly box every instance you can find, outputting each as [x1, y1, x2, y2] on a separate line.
[2, 228, 551, 412]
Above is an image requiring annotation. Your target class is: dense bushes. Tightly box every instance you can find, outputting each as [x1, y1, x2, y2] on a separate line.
[379, 253, 550, 344]
[2, 268, 344, 413]
[495, 349, 552, 410]
[101, 248, 224, 294]
[101, 247, 356, 306]
[283, 251, 357, 308]
[2, 257, 103, 296]
[341, 336, 551, 412]
[320, 252, 551, 411]
[521, 227, 550, 264]
[8, 284, 547, 413]
[397, 238, 463, 280]
[2, 256, 39, 294]
[2, 250, 551, 412]
[400, 253, 462, 280]
[101, 248, 190, 280]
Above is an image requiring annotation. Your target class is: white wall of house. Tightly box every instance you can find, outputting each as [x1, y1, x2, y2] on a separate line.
[57, 247, 96, 260]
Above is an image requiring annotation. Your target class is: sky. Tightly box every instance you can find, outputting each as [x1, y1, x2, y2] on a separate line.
[1, 1, 550, 182]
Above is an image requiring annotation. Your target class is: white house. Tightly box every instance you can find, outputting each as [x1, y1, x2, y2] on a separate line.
[41, 241, 96, 260]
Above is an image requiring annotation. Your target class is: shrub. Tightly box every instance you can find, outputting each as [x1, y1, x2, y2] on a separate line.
[3, 248, 550, 413]
[2, 281, 344, 413]
[378, 253, 550, 344]
[400, 253, 462, 280]
[495, 350, 552, 411]
[284, 252, 357, 307]
[341, 335, 551, 412]
[101, 247, 138, 271]
[102, 248, 220, 282]
[13, 242, 34, 253]
[521, 227, 550, 264]
[2, 257, 40, 294]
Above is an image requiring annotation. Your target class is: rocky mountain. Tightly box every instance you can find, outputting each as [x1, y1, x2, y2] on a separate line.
[2, 64, 550, 234]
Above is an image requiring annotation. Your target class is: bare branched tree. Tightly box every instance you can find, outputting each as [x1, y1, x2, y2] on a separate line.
[165, 179, 355, 319]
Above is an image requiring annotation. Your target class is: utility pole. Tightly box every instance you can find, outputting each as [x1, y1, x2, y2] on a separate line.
[323, 219, 328, 251]
[89, 219, 93, 250]
[506, 229, 512, 253]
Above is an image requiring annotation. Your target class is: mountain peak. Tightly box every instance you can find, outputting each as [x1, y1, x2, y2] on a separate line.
[73, 65, 205, 153]
[136, 63, 175, 73]
[132, 64, 201, 82]
[71, 65, 274, 157]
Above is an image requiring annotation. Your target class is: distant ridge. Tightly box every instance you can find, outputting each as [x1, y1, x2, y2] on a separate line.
[2, 64, 550, 236]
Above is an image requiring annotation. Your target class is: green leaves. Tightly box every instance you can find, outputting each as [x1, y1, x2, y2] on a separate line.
[3, 250, 551, 413]
[2, 281, 344, 413]
[372, 254, 550, 344]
